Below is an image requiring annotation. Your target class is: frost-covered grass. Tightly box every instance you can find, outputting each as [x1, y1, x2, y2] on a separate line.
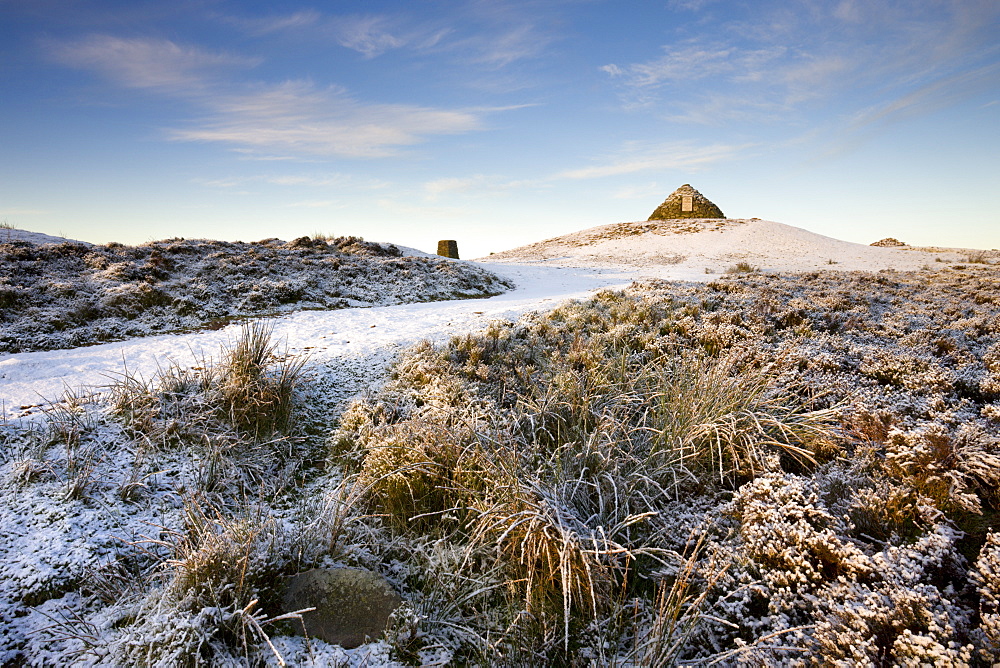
[3, 265, 1000, 665]
[0, 235, 512, 353]
[330, 265, 1000, 665]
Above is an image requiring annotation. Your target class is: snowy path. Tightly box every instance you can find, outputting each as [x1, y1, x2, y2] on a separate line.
[0, 263, 635, 421]
[5, 217, 963, 422]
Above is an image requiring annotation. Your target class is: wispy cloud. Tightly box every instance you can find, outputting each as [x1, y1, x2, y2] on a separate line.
[601, 44, 791, 114]
[48, 34, 494, 159]
[603, 45, 784, 88]
[661, 93, 790, 125]
[814, 60, 1000, 159]
[611, 182, 665, 200]
[850, 62, 1000, 131]
[48, 35, 258, 91]
[667, 0, 721, 10]
[172, 80, 483, 158]
[424, 176, 488, 197]
[423, 174, 542, 199]
[287, 200, 337, 208]
[332, 15, 407, 58]
[376, 198, 470, 220]
[423, 0, 565, 70]
[227, 10, 322, 36]
[0, 208, 49, 216]
[602, 0, 1000, 129]
[199, 173, 389, 190]
[422, 140, 754, 191]
[556, 141, 755, 179]
[223, 4, 551, 67]
[468, 22, 553, 68]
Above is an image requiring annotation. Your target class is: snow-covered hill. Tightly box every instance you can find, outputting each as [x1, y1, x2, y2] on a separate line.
[0, 235, 512, 354]
[481, 218, 993, 278]
[0, 227, 90, 246]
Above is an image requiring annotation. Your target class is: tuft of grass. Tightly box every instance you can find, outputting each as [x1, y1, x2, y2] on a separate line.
[217, 320, 307, 436]
[106, 321, 311, 501]
[112, 494, 295, 665]
[725, 261, 759, 274]
[647, 357, 840, 488]
[109, 321, 306, 440]
[963, 250, 989, 264]
[620, 532, 730, 666]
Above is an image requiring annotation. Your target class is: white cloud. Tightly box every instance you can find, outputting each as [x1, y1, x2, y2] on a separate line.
[832, 0, 862, 23]
[849, 62, 1000, 131]
[423, 174, 540, 199]
[601, 1, 1000, 129]
[49, 34, 494, 159]
[662, 93, 789, 125]
[0, 208, 49, 216]
[200, 173, 389, 190]
[287, 200, 337, 208]
[556, 141, 755, 179]
[48, 35, 258, 91]
[604, 44, 786, 89]
[171, 80, 483, 158]
[472, 23, 551, 67]
[376, 198, 470, 220]
[333, 15, 406, 57]
[424, 176, 486, 197]
[611, 182, 665, 200]
[667, 0, 720, 10]
[225, 10, 322, 36]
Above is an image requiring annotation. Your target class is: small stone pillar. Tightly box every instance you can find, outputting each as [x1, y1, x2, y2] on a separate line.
[437, 240, 459, 259]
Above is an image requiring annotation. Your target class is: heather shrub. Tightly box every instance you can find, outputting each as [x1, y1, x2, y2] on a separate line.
[972, 532, 1000, 660]
[884, 423, 1000, 514]
[0, 237, 512, 353]
[730, 473, 873, 590]
[810, 525, 976, 665]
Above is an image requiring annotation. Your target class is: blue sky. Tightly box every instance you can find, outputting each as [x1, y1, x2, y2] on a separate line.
[2, 0, 998, 258]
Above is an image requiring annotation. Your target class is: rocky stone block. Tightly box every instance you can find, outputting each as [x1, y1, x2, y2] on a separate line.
[281, 567, 403, 648]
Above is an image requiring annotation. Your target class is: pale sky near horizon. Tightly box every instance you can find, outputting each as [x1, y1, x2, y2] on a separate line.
[2, 0, 998, 258]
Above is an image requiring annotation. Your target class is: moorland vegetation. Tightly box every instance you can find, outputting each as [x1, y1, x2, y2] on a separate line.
[2, 263, 1000, 666]
[0, 236, 511, 354]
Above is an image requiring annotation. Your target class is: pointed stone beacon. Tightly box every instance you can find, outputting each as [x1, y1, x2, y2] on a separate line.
[648, 184, 726, 220]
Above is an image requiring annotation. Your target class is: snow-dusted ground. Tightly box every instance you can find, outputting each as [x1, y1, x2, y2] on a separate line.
[1, 219, 998, 665]
[0, 228, 91, 246]
[2, 218, 992, 421]
[0, 234, 511, 354]
[484, 217, 990, 277]
[0, 263, 624, 421]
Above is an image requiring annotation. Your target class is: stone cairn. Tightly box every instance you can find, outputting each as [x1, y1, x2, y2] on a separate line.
[437, 240, 459, 259]
[648, 184, 726, 220]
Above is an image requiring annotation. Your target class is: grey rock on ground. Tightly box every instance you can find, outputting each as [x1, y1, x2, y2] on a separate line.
[281, 567, 403, 648]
